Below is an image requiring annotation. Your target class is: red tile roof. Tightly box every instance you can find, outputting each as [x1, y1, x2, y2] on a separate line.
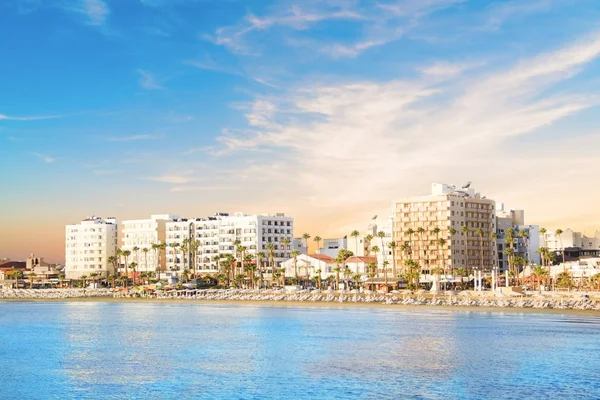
[346, 256, 377, 264]
[308, 254, 334, 262]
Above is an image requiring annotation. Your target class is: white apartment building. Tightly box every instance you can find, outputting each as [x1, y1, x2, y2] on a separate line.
[121, 214, 179, 274]
[65, 216, 118, 280]
[364, 216, 394, 267]
[543, 229, 600, 251]
[164, 212, 294, 276]
[393, 183, 497, 278]
[317, 237, 348, 259]
[496, 205, 540, 272]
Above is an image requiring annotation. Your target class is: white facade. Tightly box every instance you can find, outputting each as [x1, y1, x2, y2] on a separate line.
[164, 212, 295, 276]
[121, 214, 178, 274]
[496, 206, 540, 272]
[65, 216, 118, 280]
[292, 238, 308, 255]
[281, 254, 335, 280]
[317, 237, 348, 259]
[365, 216, 394, 267]
[543, 229, 600, 251]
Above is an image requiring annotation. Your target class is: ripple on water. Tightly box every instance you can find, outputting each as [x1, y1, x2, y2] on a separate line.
[0, 302, 599, 399]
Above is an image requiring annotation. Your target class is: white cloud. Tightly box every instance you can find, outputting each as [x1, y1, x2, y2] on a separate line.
[146, 174, 196, 184]
[210, 31, 600, 226]
[107, 134, 163, 142]
[70, 0, 109, 26]
[483, 0, 552, 31]
[0, 113, 61, 121]
[33, 153, 55, 163]
[419, 61, 483, 78]
[137, 69, 164, 90]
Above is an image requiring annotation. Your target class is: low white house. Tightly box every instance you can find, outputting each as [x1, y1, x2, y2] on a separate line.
[281, 254, 336, 280]
[344, 256, 378, 275]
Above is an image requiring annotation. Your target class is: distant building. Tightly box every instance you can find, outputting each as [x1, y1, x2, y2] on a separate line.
[281, 254, 335, 280]
[65, 216, 118, 280]
[316, 237, 348, 259]
[393, 183, 497, 280]
[164, 212, 294, 277]
[121, 214, 179, 275]
[364, 216, 394, 267]
[495, 205, 540, 273]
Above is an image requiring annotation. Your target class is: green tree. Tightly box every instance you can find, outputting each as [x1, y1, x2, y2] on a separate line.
[28, 272, 36, 289]
[387, 241, 397, 280]
[476, 228, 485, 272]
[256, 252, 266, 289]
[122, 249, 131, 288]
[313, 236, 322, 254]
[461, 225, 470, 277]
[555, 229, 565, 271]
[364, 234, 374, 256]
[366, 262, 377, 291]
[291, 249, 300, 280]
[302, 233, 311, 254]
[267, 243, 275, 286]
[531, 265, 548, 291]
[351, 230, 360, 257]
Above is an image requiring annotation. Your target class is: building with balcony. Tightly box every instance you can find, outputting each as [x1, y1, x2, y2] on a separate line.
[121, 214, 179, 275]
[392, 183, 497, 280]
[65, 216, 118, 280]
[495, 205, 540, 273]
[163, 212, 294, 277]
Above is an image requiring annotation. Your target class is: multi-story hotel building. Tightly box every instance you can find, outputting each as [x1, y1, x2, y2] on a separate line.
[121, 214, 179, 274]
[65, 216, 118, 280]
[164, 212, 294, 276]
[392, 183, 497, 277]
[496, 205, 540, 273]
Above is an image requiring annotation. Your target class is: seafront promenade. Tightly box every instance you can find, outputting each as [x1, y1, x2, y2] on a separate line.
[2, 288, 600, 311]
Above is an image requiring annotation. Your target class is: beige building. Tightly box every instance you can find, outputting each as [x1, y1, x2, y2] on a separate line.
[392, 183, 497, 278]
[121, 214, 178, 274]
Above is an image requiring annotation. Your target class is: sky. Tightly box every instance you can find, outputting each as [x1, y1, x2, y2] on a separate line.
[2, 0, 600, 263]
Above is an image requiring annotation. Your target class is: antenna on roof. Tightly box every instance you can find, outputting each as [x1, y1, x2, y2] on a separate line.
[462, 181, 472, 189]
[372, 215, 378, 220]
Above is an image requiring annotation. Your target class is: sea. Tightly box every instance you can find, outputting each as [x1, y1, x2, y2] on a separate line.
[0, 301, 599, 399]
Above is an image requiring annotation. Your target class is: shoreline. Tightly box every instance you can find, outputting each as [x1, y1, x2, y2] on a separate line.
[2, 295, 600, 316]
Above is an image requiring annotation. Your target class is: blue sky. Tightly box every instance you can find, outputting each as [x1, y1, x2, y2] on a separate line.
[2, 0, 600, 261]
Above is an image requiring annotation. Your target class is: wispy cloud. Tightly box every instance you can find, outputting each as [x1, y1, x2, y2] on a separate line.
[146, 173, 197, 184]
[184, 57, 243, 76]
[483, 0, 553, 31]
[106, 134, 163, 142]
[0, 113, 62, 121]
[210, 30, 600, 220]
[68, 0, 110, 26]
[419, 61, 484, 78]
[33, 153, 55, 163]
[137, 69, 164, 90]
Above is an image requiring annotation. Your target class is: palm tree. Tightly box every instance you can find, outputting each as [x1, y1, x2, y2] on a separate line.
[364, 234, 374, 255]
[122, 249, 131, 287]
[189, 240, 200, 279]
[182, 269, 190, 283]
[352, 273, 361, 290]
[351, 230, 360, 257]
[518, 229, 529, 266]
[437, 237, 447, 288]
[107, 274, 116, 289]
[455, 268, 466, 289]
[129, 263, 137, 286]
[116, 248, 123, 277]
[181, 238, 190, 272]
[555, 229, 565, 271]
[448, 227, 457, 275]
[400, 242, 411, 274]
[367, 262, 377, 291]
[281, 238, 290, 257]
[377, 230, 386, 261]
[238, 245, 247, 280]
[505, 228, 516, 284]
[343, 267, 352, 288]
[132, 246, 140, 267]
[387, 241, 397, 281]
[142, 247, 150, 275]
[539, 227, 547, 249]
[267, 243, 275, 286]
[333, 266, 341, 290]
[313, 236, 322, 254]
[531, 265, 547, 292]
[461, 225, 470, 277]
[315, 269, 322, 289]
[382, 260, 389, 287]
[476, 228, 485, 272]
[79, 274, 88, 288]
[152, 242, 161, 279]
[371, 245, 380, 274]
[256, 251, 266, 288]
[302, 233, 311, 254]
[58, 274, 65, 288]
[291, 249, 300, 281]
[108, 255, 118, 276]
[89, 272, 99, 288]
[28, 272, 36, 289]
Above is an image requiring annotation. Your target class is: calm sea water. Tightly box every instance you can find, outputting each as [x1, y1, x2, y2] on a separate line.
[1, 302, 599, 400]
